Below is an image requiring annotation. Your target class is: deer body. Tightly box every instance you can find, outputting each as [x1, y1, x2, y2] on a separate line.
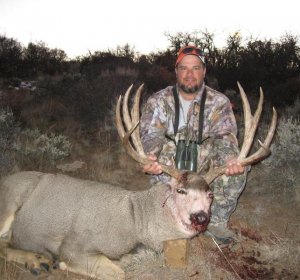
[0, 171, 211, 261]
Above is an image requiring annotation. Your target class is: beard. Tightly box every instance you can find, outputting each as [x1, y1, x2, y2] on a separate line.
[178, 81, 202, 94]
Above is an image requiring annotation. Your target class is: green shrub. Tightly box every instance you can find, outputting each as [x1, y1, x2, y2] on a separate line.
[13, 128, 72, 169]
[264, 116, 300, 168]
[250, 115, 300, 202]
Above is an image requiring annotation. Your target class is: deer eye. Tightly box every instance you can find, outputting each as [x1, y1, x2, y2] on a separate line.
[176, 188, 187, 195]
[208, 191, 214, 199]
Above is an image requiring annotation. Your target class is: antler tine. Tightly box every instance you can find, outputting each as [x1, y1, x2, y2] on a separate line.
[116, 85, 184, 181]
[116, 95, 126, 139]
[203, 83, 277, 185]
[122, 86, 136, 142]
[116, 95, 125, 141]
[237, 81, 263, 160]
[122, 123, 149, 165]
[239, 107, 277, 166]
[129, 84, 146, 156]
[116, 93, 148, 165]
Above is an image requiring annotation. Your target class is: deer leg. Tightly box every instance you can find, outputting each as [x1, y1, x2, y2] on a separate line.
[58, 254, 125, 280]
[0, 241, 52, 275]
[0, 213, 14, 239]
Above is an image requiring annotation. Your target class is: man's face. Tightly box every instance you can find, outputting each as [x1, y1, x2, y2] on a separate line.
[175, 55, 206, 94]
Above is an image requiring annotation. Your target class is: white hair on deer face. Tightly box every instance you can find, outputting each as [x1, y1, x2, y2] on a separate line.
[163, 176, 213, 237]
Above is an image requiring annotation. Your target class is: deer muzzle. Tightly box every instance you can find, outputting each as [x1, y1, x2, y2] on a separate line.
[190, 211, 210, 232]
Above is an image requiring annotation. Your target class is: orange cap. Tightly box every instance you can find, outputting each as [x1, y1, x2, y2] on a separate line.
[175, 46, 206, 66]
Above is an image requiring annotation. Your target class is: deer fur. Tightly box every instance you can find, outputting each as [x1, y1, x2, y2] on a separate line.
[0, 170, 212, 278]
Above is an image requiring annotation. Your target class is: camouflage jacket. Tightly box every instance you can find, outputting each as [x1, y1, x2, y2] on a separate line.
[140, 84, 239, 182]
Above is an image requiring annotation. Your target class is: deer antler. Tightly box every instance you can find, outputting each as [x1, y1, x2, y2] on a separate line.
[116, 84, 184, 181]
[203, 82, 277, 184]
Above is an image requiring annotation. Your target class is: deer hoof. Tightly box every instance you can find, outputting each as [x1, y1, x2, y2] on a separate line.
[40, 262, 50, 271]
[29, 267, 42, 276]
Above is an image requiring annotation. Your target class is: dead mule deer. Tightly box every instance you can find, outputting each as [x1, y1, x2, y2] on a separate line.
[0, 82, 277, 279]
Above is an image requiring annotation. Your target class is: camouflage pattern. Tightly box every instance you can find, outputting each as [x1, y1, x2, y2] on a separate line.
[140, 84, 248, 224]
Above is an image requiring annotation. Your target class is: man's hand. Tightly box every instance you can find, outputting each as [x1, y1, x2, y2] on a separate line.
[225, 158, 245, 176]
[141, 154, 162, 175]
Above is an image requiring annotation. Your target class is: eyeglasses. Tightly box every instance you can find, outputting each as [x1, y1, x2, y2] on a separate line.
[180, 47, 204, 57]
[176, 46, 206, 65]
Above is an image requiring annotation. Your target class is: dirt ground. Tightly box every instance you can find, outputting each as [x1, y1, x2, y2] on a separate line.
[0, 162, 299, 280]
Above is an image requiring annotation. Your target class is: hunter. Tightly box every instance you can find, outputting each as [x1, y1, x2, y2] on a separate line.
[139, 44, 248, 245]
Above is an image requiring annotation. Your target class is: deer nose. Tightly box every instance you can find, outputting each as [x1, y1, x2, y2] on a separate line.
[190, 211, 209, 225]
